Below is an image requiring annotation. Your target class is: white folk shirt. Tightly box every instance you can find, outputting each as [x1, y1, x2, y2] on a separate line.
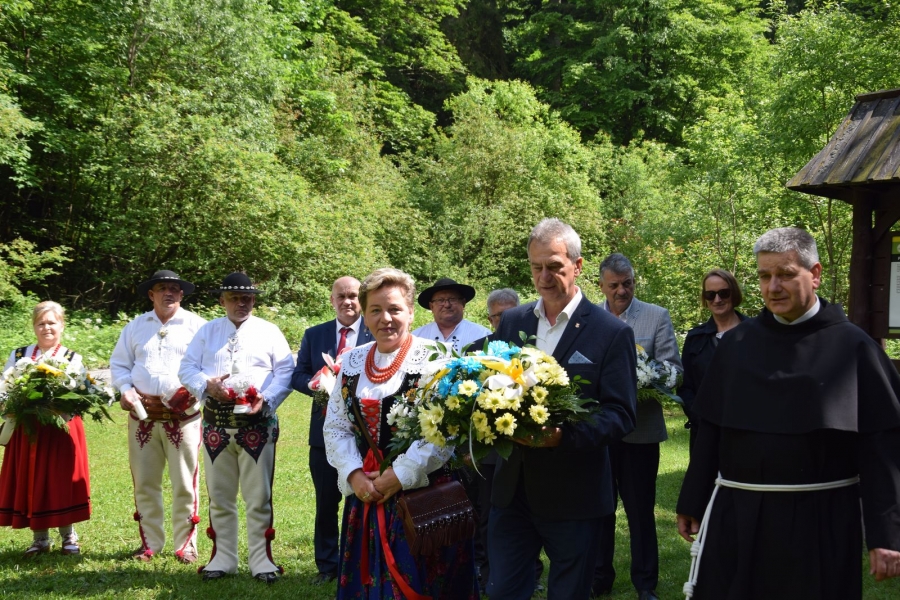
[110, 307, 207, 396]
[178, 315, 295, 412]
[533, 288, 584, 355]
[413, 319, 490, 352]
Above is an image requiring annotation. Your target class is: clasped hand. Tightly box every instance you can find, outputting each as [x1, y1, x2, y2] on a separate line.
[349, 467, 402, 505]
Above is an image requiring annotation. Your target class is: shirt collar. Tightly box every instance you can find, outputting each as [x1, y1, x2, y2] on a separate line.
[147, 306, 185, 324]
[773, 297, 820, 325]
[533, 287, 583, 323]
[337, 316, 361, 333]
[602, 298, 635, 321]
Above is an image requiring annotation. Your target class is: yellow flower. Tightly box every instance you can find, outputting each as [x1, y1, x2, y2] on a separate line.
[424, 428, 447, 447]
[529, 404, 550, 425]
[457, 380, 479, 397]
[495, 412, 517, 436]
[446, 395, 461, 411]
[531, 386, 549, 404]
[472, 410, 488, 430]
[477, 427, 497, 444]
[36, 363, 64, 377]
[446, 424, 459, 437]
[506, 395, 522, 412]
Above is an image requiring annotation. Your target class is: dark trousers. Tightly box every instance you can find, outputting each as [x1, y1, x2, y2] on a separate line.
[309, 445, 342, 576]
[477, 462, 544, 588]
[489, 477, 600, 600]
[593, 440, 660, 593]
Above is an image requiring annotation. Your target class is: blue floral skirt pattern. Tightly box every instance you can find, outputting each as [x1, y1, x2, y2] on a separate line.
[336, 494, 479, 599]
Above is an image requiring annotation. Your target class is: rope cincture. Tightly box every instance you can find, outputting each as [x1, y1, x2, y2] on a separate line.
[682, 474, 860, 598]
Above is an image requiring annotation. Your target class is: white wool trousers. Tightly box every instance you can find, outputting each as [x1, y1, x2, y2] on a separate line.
[128, 414, 202, 556]
[201, 416, 279, 576]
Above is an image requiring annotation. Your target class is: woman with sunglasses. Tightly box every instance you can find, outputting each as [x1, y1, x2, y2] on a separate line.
[679, 269, 747, 453]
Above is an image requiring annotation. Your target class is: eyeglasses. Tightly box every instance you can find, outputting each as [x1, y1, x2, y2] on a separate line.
[703, 289, 732, 301]
[431, 297, 462, 307]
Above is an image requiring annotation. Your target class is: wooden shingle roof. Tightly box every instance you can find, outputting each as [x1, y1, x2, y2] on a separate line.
[787, 88, 900, 202]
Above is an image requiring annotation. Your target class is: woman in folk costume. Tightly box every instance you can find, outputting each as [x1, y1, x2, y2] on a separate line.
[324, 268, 478, 599]
[0, 301, 91, 555]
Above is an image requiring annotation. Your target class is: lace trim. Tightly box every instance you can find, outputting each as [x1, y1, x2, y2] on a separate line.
[342, 337, 434, 376]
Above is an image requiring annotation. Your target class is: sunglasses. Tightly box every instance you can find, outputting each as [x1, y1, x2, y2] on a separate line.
[703, 289, 732, 301]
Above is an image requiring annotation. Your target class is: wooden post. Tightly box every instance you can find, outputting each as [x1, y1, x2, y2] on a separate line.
[849, 193, 874, 336]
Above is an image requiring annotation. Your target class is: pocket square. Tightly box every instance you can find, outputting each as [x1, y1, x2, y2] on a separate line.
[568, 351, 594, 365]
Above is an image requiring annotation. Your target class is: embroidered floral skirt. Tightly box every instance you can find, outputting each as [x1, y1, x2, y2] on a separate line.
[336, 494, 479, 599]
[0, 416, 92, 529]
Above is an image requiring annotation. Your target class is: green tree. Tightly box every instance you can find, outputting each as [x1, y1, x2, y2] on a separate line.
[500, 0, 769, 145]
[407, 78, 606, 291]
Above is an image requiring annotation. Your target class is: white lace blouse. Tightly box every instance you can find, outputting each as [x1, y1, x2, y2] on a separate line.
[323, 336, 453, 497]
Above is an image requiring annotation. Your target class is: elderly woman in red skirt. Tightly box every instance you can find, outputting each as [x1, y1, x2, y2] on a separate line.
[0, 301, 91, 555]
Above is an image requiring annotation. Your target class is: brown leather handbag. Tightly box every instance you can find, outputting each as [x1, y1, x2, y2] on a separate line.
[351, 400, 476, 557]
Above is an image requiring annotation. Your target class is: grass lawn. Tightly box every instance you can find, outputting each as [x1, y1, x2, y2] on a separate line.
[1, 402, 898, 599]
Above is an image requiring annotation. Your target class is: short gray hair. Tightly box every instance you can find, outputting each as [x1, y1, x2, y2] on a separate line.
[753, 227, 819, 269]
[487, 288, 519, 309]
[599, 253, 634, 279]
[528, 218, 581, 261]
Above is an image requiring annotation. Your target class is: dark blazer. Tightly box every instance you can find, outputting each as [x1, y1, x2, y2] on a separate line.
[491, 296, 637, 520]
[291, 319, 373, 447]
[678, 312, 747, 420]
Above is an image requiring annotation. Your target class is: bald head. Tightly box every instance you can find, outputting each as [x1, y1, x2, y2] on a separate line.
[331, 276, 361, 326]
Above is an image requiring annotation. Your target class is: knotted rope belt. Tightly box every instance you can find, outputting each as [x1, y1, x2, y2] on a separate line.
[683, 474, 860, 599]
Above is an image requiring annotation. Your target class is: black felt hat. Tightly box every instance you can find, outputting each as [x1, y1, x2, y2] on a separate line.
[209, 272, 263, 296]
[137, 270, 196, 297]
[417, 277, 476, 309]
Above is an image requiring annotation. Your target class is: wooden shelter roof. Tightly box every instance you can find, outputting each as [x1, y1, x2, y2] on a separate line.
[787, 88, 900, 203]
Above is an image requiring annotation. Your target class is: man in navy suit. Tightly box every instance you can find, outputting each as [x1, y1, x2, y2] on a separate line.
[488, 218, 638, 600]
[291, 276, 373, 586]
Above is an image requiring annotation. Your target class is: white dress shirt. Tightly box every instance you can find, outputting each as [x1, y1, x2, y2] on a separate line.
[178, 315, 295, 412]
[110, 307, 207, 396]
[412, 319, 490, 352]
[335, 317, 362, 351]
[533, 288, 584, 355]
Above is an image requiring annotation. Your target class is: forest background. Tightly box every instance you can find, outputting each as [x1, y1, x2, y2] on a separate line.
[2, 0, 900, 348]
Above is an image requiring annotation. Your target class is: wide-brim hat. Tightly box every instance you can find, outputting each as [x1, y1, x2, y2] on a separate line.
[209, 272, 263, 296]
[417, 277, 476, 309]
[137, 270, 196, 297]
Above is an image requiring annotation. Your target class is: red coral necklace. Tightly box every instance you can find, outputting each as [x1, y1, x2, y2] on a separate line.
[32, 343, 61, 360]
[365, 335, 413, 384]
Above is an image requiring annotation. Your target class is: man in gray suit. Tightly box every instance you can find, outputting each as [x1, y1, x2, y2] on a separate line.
[593, 253, 682, 600]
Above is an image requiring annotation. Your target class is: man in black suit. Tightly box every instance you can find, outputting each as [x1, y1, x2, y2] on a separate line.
[488, 218, 637, 600]
[291, 276, 374, 586]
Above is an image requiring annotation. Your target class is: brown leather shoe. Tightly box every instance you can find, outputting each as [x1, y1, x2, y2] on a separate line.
[131, 547, 153, 562]
[176, 548, 198, 564]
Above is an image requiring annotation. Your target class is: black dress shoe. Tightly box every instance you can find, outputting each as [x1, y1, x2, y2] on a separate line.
[255, 572, 279, 584]
[591, 585, 612, 598]
[201, 570, 227, 581]
[638, 590, 660, 600]
[313, 572, 337, 585]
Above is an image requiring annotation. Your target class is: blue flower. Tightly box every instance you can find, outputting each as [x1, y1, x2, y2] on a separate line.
[457, 357, 483, 375]
[437, 376, 454, 396]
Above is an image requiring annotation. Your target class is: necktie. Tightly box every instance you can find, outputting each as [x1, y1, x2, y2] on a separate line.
[336, 326, 351, 355]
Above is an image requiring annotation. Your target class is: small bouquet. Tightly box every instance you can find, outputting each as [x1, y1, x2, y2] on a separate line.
[386, 339, 592, 466]
[162, 384, 198, 414]
[226, 373, 259, 414]
[0, 354, 115, 441]
[308, 347, 352, 409]
[635, 344, 682, 405]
